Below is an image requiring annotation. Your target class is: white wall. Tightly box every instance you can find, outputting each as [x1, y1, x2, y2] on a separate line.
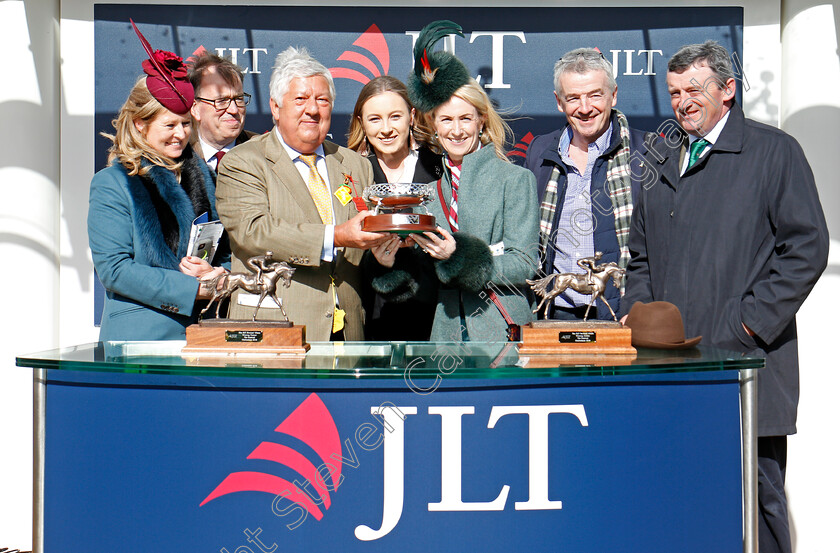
[0, 0, 59, 550]
[780, 3, 840, 551]
[0, 1, 837, 551]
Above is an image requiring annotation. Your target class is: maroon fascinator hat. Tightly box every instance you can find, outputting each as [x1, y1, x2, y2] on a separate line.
[130, 19, 193, 114]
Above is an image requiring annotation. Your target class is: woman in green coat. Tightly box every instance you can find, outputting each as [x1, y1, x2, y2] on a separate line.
[368, 22, 539, 342]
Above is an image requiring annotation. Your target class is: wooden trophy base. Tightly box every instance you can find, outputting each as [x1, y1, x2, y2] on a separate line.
[518, 320, 636, 355]
[182, 354, 305, 369]
[182, 320, 310, 357]
[363, 213, 437, 235]
[518, 353, 638, 368]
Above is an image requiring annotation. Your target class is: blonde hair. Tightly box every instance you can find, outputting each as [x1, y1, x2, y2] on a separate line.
[102, 77, 183, 176]
[416, 79, 513, 162]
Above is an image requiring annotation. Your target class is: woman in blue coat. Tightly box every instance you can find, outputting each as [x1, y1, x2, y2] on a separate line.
[368, 21, 539, 342]
[88, 23, 228, 341]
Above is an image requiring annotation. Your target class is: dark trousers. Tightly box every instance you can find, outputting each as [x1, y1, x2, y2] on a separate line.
[758, 436, 791, 553]
[550, 305, 589, 320]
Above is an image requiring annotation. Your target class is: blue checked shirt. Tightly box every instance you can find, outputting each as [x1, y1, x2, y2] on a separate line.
[553, 123, 613, 308]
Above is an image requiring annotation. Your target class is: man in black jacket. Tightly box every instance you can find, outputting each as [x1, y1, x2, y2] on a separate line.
[623, 41, 829, 553]
[525, 48, 649, 320]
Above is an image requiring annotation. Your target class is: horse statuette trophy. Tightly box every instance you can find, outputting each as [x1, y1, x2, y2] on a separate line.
[181, 251, 310, 357]
[362, 183, 437, 235]
[518, 252, 636, 359]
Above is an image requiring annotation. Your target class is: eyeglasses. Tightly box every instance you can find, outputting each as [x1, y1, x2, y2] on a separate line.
[558, 49, 607, 63]
[194, 93, 251, 111]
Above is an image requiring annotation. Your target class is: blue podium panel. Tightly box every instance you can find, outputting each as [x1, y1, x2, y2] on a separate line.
[44, 369, 742, 552]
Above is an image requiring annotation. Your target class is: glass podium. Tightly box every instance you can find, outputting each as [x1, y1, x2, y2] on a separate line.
[18, 341, 763, 552]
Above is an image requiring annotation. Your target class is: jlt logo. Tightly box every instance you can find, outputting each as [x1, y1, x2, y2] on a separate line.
[328, 24, 526, 88]
[356, 404, 589, 541]
[213, 24, 529, 89]
[403, 29, 526, 89]
[609, 49, 663, 76]
[206, 398, 588, 549]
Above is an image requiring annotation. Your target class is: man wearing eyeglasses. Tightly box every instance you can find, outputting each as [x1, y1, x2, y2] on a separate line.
[525, 48, 652, 320]
[188, 53, 256, 172]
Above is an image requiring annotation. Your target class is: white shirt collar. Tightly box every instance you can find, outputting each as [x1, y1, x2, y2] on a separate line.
[273, 127, 325, 160]
[198, 134, 236, 163]
[689, 110, 730, 146]
[390, 148, 419, 183]
[680, 111, 730, 176]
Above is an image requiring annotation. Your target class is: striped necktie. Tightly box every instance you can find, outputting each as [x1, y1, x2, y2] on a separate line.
[299, 154, 332, 224]
[446, 157, 460, 231]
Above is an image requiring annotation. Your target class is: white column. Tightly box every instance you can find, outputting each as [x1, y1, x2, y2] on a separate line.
[0, 0, 60, 551]
[780, 2, 840, 552]
[59, 0, 98, 347]
[781, 1, 840, 240]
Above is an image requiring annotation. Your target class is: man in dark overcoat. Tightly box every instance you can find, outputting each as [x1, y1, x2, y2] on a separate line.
[622, 41, 829, 553]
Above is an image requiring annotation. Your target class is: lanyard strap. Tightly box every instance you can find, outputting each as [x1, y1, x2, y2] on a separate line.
[436, 177, 458, 233]
[486, 289, 521, 342]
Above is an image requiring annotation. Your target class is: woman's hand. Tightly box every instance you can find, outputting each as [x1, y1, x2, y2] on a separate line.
[195, 266, 228, 300]
[180, 255, 215, 278]
[371, 234, 403, 268]
[411, 227, 456, 260]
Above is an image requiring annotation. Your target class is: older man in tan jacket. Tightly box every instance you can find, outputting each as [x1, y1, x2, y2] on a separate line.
[216, 46, 386, 340]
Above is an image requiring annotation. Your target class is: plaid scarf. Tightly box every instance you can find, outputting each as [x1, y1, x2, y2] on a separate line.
[537, 165, 562, 263]
[605, 110, 634, 291]
[537, 110, 634, 292]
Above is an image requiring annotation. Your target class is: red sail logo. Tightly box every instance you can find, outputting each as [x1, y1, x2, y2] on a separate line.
[200, 393, 342, 521]
[328, 23, 390, 84]
[508, 131, 535, 160]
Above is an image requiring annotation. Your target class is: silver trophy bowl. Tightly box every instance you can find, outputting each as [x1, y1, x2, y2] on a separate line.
[363, 183, 436, 215]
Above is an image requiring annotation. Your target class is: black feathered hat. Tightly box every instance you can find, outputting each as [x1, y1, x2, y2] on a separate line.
[407, 20, 471, 113]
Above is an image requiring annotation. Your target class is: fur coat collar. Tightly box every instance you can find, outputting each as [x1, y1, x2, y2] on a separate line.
[121, 148, 217, 270]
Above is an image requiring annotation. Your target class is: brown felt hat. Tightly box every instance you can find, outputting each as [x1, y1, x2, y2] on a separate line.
[624, 301, 702, 349]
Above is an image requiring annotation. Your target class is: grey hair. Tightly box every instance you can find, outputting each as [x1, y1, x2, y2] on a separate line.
[668, 41, 734, 86]
[269, 46, 336, 107]
[553, 48, 617, 96]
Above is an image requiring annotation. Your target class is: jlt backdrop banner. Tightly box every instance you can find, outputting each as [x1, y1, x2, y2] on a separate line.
[91, 5, 742, 321]
[94, 5, 743, 164]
